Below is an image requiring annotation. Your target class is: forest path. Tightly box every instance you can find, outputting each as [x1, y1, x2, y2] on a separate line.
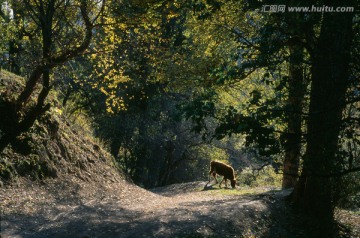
[1, 181, 302, 237]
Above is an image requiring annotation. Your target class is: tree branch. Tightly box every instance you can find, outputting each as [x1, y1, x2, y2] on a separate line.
[16, 0, 94, 109]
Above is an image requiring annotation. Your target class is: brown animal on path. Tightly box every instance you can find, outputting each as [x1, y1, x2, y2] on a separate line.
[208, 160, 236, 188]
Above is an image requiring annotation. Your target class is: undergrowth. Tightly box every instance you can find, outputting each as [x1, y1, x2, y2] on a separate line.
[237, 166, 282, 188]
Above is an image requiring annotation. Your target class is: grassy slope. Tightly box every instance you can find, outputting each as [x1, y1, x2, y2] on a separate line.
[0, 70, 124, 185]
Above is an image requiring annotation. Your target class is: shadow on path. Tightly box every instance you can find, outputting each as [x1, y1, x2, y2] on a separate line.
[1, 186, 317, 238]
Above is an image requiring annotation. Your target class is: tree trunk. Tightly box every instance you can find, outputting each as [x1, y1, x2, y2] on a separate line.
[0, 1, 93, 153]
[293, 9, 354, 235]
[282, 44, 305, 189]
[159, 140, 175, 186]
[0, 3, 53, 153]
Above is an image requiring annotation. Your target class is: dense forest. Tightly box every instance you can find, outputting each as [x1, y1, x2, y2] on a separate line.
[0, 0, 359, 237]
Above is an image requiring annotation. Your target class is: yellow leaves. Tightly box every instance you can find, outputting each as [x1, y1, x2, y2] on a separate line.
[105, 94, 127, 114]
[97, 69, 131, 113]
[167, 11, 179, 20]
[53, 107, 63, 116]
[173, 2, 181, 8]
[100, 87, 108, 96]
[103, 15, 116, 25]
[204, 39, 219, 57]
[106, 107, 114, 114]
[119, 23, 127, 30]
[107, 32, 114, 43]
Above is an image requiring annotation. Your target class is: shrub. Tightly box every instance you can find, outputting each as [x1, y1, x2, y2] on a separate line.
[237, 166, 282, 187]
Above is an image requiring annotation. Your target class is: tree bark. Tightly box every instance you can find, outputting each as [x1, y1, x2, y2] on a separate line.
[159, 140, 175, 186]
[293, 9, 354, 235]
[282, 44, 305, 189]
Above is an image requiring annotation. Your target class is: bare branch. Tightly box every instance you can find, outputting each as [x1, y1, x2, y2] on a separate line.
[252, 162, 271, 173]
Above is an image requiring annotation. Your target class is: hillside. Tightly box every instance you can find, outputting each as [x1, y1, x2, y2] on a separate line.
[0, 70, 158, 234]
[0, 70, 126, 185]
[0, 69, 162, 185]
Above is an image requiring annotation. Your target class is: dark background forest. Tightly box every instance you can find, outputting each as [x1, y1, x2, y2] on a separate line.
[0, 0, 359, 236]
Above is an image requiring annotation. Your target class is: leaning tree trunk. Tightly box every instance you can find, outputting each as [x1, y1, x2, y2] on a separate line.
[0, 1, 93, 153]
[282, 44, 305, 189]
[293, 8, 354, 235]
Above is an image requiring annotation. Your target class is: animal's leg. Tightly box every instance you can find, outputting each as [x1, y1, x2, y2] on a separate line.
[208, 170, 214, 183]
[224, 178, 228, 188]
[212, 172, 218, 184]
[209, 170, 218, 184]
[219, 177, 224, 188]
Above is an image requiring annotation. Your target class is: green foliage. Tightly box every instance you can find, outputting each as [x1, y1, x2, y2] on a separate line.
[47, 0, 293, 188]
[0, 159, 14, 180]
[237, 166, 282, 188]
[178, 90, 217, 136]
[335, 173, 360, 209]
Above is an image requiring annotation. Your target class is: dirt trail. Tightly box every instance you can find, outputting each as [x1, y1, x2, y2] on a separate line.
[1, 179, 299, 238]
